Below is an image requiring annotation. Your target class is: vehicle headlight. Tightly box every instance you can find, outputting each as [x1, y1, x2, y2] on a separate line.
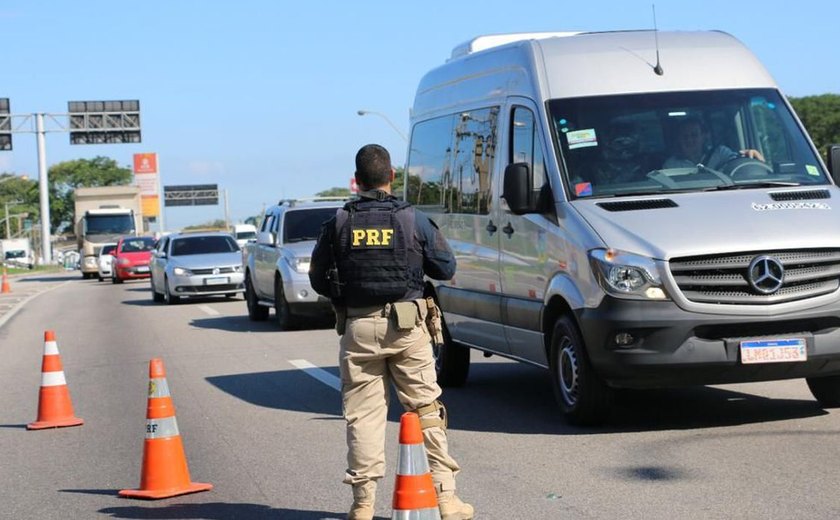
[232, 264, 243, 272]
[289, 256, 311, 274]
[117, 257, 130, 265]
[173, 266, 192, 276]
[589, 249, 669, 300]
[85, 257, 98, 266]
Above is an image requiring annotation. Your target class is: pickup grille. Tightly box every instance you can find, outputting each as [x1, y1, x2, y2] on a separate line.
[669, 249, 840, 305]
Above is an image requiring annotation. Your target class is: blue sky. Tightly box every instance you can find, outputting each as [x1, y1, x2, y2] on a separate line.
[2, 0, 838, 230]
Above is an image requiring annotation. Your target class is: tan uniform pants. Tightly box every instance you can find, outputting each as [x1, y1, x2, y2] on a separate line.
[339, 302, 460, 493]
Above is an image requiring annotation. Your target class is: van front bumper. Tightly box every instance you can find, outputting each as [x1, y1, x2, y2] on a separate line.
[577, 296, 840, 388]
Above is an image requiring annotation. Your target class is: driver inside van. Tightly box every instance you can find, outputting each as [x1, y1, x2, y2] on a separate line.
[663, 116, 765, 170]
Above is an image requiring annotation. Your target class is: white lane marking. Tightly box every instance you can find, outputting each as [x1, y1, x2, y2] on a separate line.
[289, 359, 341, 392]
[197, 305, 220, 316]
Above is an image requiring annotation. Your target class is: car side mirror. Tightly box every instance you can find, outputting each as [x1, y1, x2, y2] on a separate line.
[257, 231, 276, 246]
[503, 162, 536, 215]
[827, 145, 840, 185]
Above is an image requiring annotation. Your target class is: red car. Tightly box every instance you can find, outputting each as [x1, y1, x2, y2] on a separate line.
[112, 236, 156, 284]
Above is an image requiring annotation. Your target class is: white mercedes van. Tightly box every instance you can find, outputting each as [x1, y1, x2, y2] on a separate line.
[406, 30, 840, 424]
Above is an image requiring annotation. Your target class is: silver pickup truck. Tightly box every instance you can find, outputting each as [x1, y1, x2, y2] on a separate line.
[242, 198, 347, 329]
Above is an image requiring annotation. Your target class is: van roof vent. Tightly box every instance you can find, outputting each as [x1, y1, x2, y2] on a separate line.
[769, 189, 831, 201]
[596, 199, 678, 212]
[450, 32, 581, 60]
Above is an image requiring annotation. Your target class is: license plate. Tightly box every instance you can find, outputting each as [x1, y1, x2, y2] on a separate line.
[135, 266, 149, 273]
[740, 338, 807, 365]
[205, 277, 228, 285]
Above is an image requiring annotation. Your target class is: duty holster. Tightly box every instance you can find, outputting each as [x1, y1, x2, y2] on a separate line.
[334, 305, 347, 336]
[424, 297, 444, 345]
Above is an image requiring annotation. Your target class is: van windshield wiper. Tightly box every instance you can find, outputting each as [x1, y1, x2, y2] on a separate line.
[704, 181, 802, 191]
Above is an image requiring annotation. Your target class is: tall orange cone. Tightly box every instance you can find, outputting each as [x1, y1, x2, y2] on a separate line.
[1, 265, 10, 294]
[27, 330, 84, 430]
[391, 412, 441, 519]
[119, 358, 212, 499]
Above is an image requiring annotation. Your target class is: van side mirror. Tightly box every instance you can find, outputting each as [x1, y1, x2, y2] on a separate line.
[503, 162, 535, 215]
[257, 231, 276, 246]
[828, 145, 840, 184]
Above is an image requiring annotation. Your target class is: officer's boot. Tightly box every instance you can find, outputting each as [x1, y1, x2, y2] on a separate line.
[438, 490, 474, 520]
[348, 481, 376, 520]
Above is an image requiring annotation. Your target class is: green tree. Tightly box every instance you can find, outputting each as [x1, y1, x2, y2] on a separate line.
[183, 219, 227, 231]
[789, 94, 840, 162]
[0, 174, 39, 239]
[315, 186, 351, 197]
[49, 156, 132, 233]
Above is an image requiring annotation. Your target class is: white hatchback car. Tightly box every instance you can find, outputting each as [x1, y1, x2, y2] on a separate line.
[97, 243, 117, 281]
[149, 231, 245, 304]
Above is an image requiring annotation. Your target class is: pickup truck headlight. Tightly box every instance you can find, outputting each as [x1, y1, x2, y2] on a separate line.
[173, 266, 193, 276]
[288, 256, 311, 274]
[589, 249, 669, 300]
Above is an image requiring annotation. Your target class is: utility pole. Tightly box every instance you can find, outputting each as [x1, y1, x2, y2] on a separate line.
[223, 189, 231, 229]
[35, 114, 51, 263]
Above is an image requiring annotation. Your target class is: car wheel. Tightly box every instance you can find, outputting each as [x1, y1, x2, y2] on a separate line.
[549, 315, 613, 426]
[163, 276, 180, 305]
[807, 376, 840, 407]
[274, 278, 296, 330]
[151, 275, 164, 303]
[434, 310, 470, 387]
[112, 272, 123, 284]
[245, 273, 268, 321]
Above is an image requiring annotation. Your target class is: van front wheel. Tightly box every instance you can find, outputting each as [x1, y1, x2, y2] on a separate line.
[549, 316, 612, 426]
[807, 375, 840, 407]
[433, 316, 470, 387]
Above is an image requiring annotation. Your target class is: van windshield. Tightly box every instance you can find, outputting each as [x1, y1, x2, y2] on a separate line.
[549, 89, 827, 199]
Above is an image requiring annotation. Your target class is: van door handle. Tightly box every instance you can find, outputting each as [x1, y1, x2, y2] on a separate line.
[502, 222, 515, 238]
[486, 220, 497, 235]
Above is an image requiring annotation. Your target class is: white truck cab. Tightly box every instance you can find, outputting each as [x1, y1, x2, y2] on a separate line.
[407, 30, 840, 424]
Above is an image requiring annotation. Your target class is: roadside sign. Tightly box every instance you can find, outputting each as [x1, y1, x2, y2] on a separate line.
[133, 153, 160, 218]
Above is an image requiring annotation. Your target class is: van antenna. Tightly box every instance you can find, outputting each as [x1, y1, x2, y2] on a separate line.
[652, 4, 664, 76]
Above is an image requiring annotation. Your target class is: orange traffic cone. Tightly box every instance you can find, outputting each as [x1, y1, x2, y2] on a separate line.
[1, 265, 10, 294]
[119, 358, 212, 499]
[27, 331, 84, 430]
[391, 412, 441, 519]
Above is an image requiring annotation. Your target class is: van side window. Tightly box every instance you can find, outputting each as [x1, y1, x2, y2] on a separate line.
[511, 106, 549, 200]
[406, 107, 498, 215]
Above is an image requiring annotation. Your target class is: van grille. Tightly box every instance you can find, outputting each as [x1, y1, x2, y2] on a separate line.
[669, 249, 840, 305]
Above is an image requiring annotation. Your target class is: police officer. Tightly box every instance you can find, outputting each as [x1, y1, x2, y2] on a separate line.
[310, 144, 473, 520]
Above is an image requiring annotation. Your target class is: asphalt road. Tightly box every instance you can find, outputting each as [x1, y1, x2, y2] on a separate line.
[1, 274, 840, 519]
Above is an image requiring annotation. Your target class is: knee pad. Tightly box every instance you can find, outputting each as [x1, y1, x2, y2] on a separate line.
[413, 400, 447, 430]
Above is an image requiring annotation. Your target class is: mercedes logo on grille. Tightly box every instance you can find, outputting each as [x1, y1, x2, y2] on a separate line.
[747, 255, 785, 294]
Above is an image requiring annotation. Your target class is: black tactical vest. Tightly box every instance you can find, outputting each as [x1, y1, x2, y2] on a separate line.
[335, 197, 425, 307]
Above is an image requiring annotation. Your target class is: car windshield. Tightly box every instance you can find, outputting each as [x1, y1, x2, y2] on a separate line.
[283, 208, 336, 243]
[120, 237, 155, 253]
[550, 88, 828, 199]
[100, 245, 116, 255]
[235, 231, 256, 240]
[170, 235, 239, 256]
[5, 251, 25, 259]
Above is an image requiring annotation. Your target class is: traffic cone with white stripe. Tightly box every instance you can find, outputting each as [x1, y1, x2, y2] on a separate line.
[27, 330, 84, 430]
[391, 412, 441, 519]
[119, 358, 212, 499]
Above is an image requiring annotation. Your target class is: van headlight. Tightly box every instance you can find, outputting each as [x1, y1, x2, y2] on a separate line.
[589, 249, 669, 300]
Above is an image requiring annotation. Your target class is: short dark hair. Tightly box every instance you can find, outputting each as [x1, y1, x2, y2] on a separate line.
[355, 144, 392, 189]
